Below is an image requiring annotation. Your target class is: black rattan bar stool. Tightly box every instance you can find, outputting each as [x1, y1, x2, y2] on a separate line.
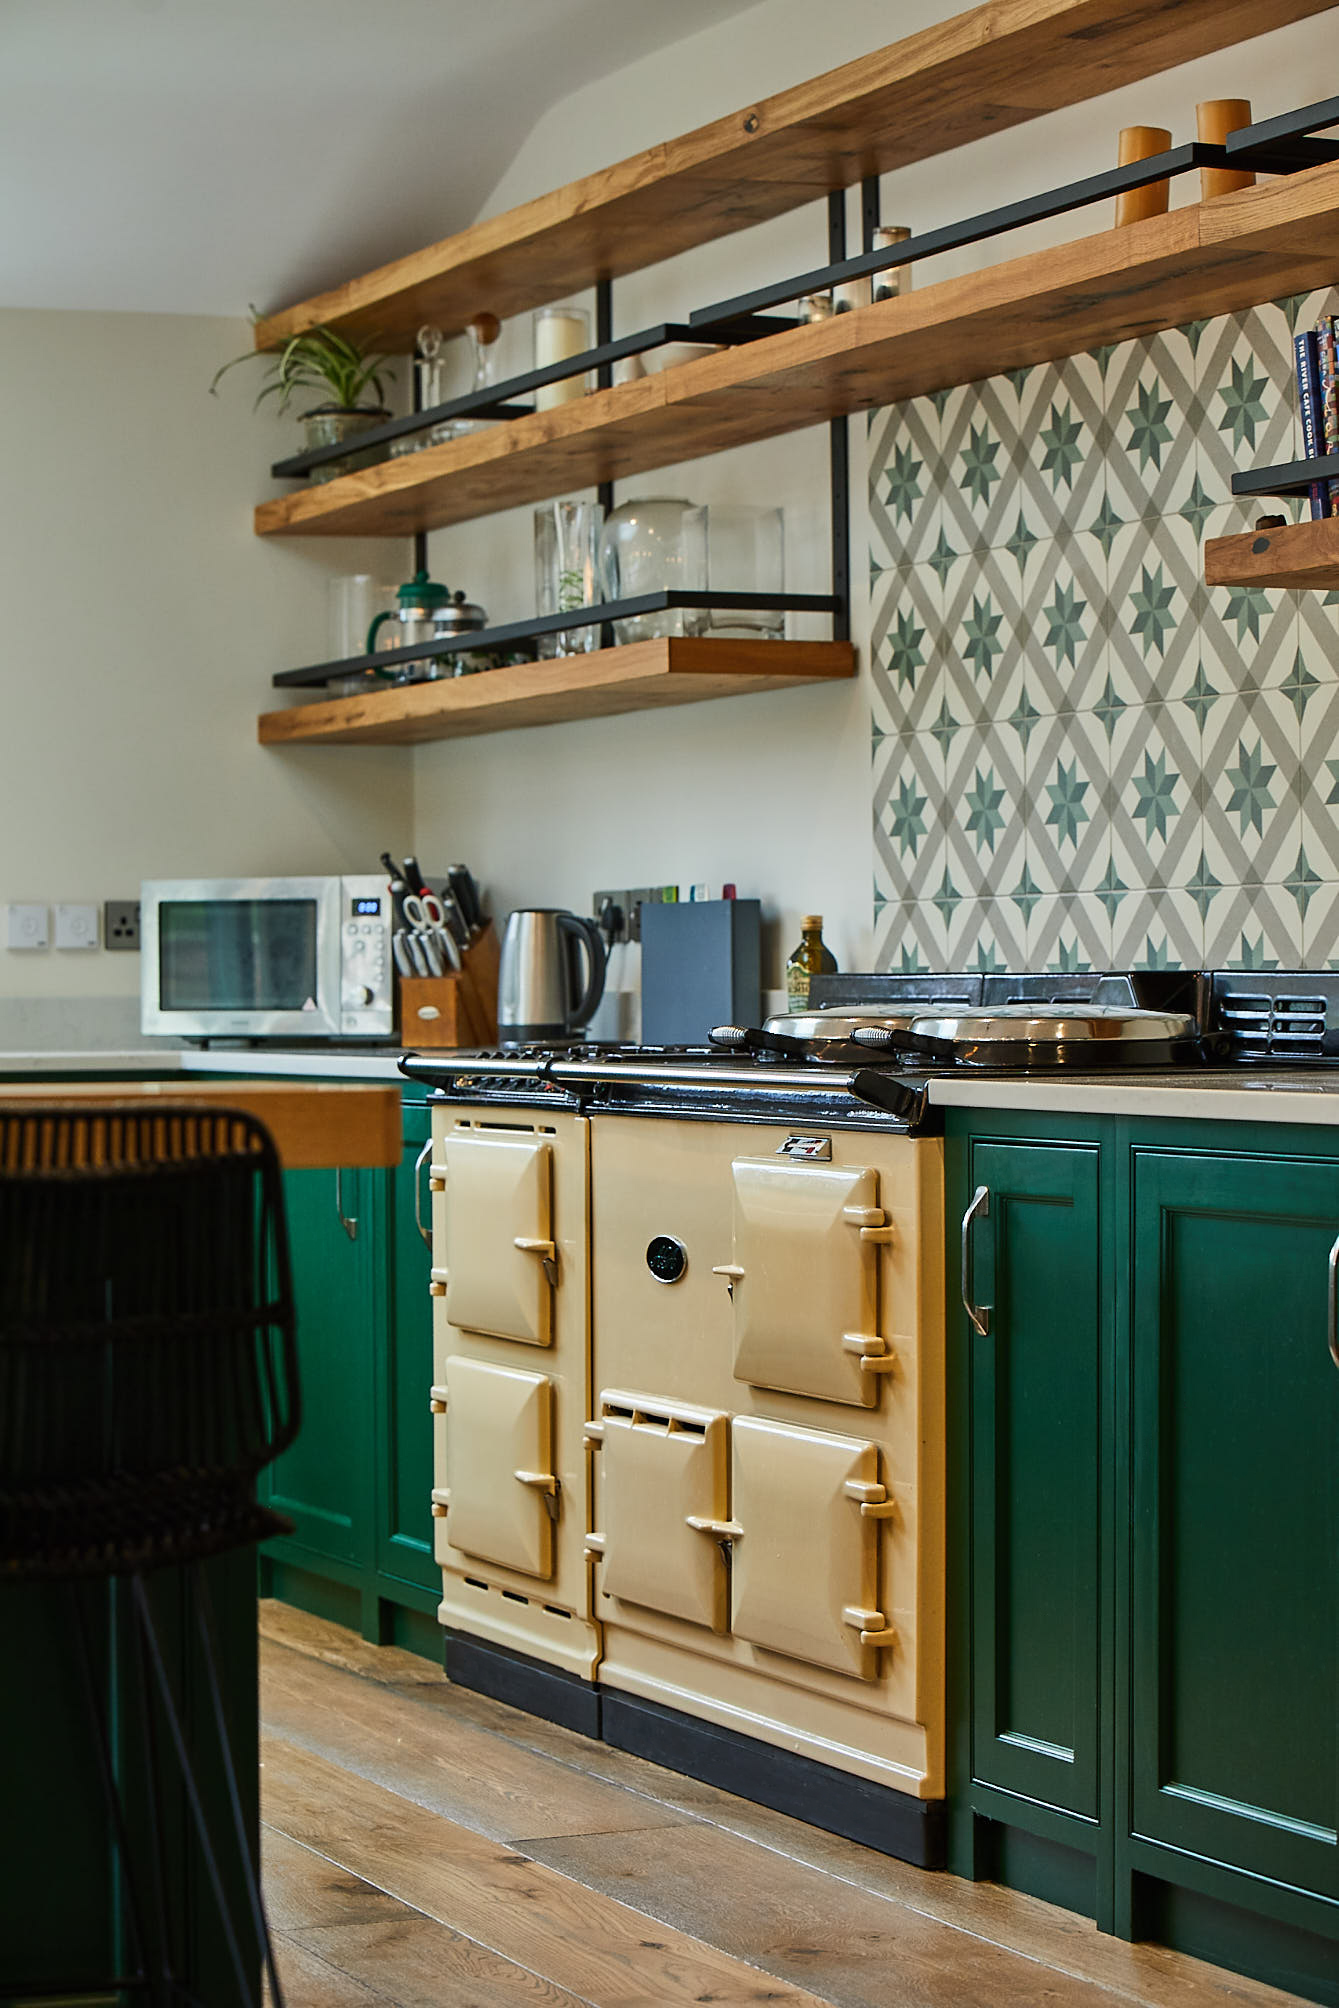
[0, 1103, 301, 2007]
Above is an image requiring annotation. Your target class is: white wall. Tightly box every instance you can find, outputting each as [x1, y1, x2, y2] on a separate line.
[0, 309, 413, 1009]
[410, 0, 1337, 989]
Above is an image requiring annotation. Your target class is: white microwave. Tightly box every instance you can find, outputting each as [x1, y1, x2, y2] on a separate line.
[141, 876, 395, 1041]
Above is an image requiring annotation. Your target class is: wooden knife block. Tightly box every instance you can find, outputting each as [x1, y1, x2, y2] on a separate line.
[398, 922, 500, 1049]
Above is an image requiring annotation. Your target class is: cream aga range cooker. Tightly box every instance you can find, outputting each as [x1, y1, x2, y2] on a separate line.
[402, 969, 1217, 1867]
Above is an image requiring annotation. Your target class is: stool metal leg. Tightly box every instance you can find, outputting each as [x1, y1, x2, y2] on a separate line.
[131, 1574, 259, 2007]
[191, 1564, 286, 2008]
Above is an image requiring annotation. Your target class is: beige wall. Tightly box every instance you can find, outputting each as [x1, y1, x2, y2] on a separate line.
[0, 308, 413, 1003]
[411, 0, 1337, 987]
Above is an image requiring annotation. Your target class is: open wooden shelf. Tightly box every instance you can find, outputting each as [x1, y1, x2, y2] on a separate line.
[252, 0, 1335, 352]
[255, 161, 1339, 541]
[1205, 516, 1339, 589]
[257, 638, 855, 746]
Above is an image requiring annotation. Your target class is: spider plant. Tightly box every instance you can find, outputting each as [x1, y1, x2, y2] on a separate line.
[211, 322, 395, 414]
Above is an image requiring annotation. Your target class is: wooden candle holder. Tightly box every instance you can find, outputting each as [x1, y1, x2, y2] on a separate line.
[398, 921, 500, 1049]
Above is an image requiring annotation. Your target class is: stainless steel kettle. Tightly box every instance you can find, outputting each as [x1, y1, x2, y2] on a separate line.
[497, 909, 606, 1044]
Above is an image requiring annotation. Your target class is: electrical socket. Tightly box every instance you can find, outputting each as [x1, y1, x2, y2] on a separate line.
[593, 887, 663, 943]
[104, 900, 141, 951]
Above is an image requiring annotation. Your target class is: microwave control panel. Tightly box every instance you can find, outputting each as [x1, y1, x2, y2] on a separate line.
[340, 874, 395, 1036]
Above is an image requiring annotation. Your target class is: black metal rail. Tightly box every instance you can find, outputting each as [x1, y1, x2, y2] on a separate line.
[686, 142, 1226, 329]
[1224, 93, 1339, 173]
[1231, 453, 1339, 501]
[271, 591, 843, 690]
[269, 315, 796, 479]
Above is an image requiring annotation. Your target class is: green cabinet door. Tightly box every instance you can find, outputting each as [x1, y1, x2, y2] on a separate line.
[261, 1164, 375, 1571]
[1129, 1146, 1339, 1904]
[965, 1137, 1105, 1828]
[374, 1101, 438, 1596]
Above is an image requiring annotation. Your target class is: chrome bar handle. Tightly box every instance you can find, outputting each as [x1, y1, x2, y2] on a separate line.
[334, 1166, 358, 1241]
[1328, 1233, 1339, 1371]
[414, 1136, 434, 1249]
[961, 1183, 990, 1336]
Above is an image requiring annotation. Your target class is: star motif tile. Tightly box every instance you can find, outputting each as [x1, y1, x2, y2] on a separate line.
[865, 291, 1339, 974]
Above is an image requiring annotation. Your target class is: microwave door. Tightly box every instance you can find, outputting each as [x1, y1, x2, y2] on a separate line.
[141, 878, 344, 1039]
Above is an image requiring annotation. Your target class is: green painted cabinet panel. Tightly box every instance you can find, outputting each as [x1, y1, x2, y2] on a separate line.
[966, 1138, 1103, 1826]
[1129, 1145, 1339, 1904]
[375, 1102, 438, 1596]
[261, 1164, 375, 1571]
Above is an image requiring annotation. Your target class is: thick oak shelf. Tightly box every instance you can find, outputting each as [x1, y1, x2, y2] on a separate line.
[1204, 517, 1339, 589]
[252, 0, 1336, 352]
[255, 162, 1339, 541]
[257, 638, 856, 746]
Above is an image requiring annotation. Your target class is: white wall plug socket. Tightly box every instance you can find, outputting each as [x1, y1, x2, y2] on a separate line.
[54, 903, 99, 950]
[6, 904, 50, 950]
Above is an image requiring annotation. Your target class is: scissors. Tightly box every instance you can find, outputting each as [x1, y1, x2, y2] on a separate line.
[403, 892, 461, 971]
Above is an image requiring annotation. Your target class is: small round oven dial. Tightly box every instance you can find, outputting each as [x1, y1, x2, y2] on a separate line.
[646, 1234, 687, 1284]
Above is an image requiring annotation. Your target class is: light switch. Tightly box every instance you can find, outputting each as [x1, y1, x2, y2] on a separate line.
[7, 904, 50, 950]
[55, 903, 99, 950]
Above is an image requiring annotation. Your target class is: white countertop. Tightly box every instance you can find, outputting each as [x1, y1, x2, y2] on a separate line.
[924, 1070, 1339, 1125]
[7, 1050, 1339, 1122]
[0, 1047, 411, 1082]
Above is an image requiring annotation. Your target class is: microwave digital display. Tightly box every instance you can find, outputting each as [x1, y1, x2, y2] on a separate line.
[158, 900, 318, 1012]
[352, 896, 381, 916]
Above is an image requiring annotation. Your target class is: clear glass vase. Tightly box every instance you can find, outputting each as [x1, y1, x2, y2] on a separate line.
[681, 505, 785, 638]
[534, 500, 605, 656]
[598, 498, 697, 644]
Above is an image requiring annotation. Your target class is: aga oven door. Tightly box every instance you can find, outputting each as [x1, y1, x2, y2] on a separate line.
[437, 1356, 557, 1579]
[725, 1157, 894, 1406]
[730, 1416, 895, 1681]
[586, 1393, 730, 1632]
[440, 1131, 555, 1345]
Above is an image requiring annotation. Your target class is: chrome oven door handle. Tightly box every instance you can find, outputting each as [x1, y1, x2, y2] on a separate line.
[1327, 1232, 1339, 1372]
[334, 1166, 358, 1241]
[414, 1136, 434, 1249]
[961, 1183, 990, 1337]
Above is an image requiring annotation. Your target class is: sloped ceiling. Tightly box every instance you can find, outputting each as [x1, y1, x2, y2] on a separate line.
[0, 0, 758, 317]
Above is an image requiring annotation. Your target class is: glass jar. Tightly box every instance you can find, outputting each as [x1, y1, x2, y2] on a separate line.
[681, 505, 785, 639]
[534, 499, 604, 656]
[598, 498, 697, 644]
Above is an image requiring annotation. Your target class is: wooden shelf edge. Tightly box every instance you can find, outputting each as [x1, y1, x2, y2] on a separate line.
[253, 159, 1339, 543]
[250, 0, 1338, 352]
[257, 638, 856, 746]
[1204, 518, 1339, 589]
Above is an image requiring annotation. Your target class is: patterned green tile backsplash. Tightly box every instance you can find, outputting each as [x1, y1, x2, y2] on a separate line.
[868, 289, 1339, 973]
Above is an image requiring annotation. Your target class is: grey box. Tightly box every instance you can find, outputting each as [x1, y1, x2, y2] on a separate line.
[640, 899, 761, 1045]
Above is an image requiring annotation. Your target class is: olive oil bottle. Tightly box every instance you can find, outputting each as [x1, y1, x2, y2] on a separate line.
[784, 913, 837, 1010]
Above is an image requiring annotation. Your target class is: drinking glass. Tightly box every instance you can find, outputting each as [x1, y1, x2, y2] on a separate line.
[534, 499, 604, 656]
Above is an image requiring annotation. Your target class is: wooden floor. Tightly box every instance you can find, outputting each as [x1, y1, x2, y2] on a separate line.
[259, 1602, 1309, 2008]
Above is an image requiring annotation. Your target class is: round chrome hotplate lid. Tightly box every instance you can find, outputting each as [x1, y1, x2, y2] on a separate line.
[764, 1005, 938, 1040]
[908, 1002, 1197, 1066]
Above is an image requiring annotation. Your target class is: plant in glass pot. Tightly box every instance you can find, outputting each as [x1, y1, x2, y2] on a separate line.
[210, 323, 396, 482]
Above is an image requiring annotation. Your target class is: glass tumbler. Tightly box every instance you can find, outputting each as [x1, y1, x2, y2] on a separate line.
[534, 499, 604, 657]
[681, 505, 785, 638]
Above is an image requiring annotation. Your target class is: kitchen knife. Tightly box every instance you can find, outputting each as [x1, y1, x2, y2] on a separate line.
[437, 891, 470, 948]
[380, 852, 411, 929]
[403, 855, 427, 894]
[446, 865, 482, 934]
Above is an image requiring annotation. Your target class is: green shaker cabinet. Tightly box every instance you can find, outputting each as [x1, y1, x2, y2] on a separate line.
[1127, 1145, 1339, 1920]
[947, 1109, 1339, 2004]
[962, 1140, 1106, 1839]
[258, 1085, 441, 1656]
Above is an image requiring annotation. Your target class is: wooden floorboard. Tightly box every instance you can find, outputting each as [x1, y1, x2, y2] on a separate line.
[259, 1603, 1310, 2008]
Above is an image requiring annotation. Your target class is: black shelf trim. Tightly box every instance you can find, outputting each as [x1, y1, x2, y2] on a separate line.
[269, 316, 798, 479]
[1231, 453, 1339, 500]
[1225, 92, 1339, 172]
[687, 141, 1226, 329]
[271, 591, 842, 690]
